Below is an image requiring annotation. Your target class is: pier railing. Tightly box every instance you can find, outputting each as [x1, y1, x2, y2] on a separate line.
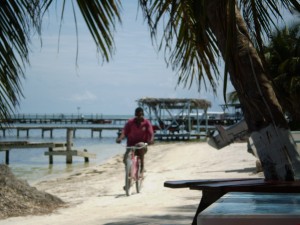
[1, 114, 130, 125]
[0, 125, 123, 138]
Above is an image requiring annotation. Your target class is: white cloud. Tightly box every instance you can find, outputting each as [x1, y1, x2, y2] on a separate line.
[68, 91, 97, 102]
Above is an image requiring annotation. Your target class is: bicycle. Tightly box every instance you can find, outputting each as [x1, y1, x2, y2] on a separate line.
[124, 142, 147, 196]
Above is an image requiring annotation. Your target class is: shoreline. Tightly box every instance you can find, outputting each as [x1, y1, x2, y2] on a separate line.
[4, 138, 125, 184]
[1, 141, 262, 225]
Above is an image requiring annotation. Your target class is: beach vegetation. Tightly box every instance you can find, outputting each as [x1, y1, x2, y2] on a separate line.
[264, 22, 300, 130]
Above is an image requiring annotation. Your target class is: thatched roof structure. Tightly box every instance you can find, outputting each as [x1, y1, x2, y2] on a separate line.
[137, 97, 211, 110]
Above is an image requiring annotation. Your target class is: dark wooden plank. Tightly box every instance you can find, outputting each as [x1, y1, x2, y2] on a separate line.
[189, 179, 266, 189]
[190, 179, 300, 191]
[164, 177, 263, 188]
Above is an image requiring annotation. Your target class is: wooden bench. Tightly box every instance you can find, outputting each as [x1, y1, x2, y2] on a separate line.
[164, 178, 300, 225]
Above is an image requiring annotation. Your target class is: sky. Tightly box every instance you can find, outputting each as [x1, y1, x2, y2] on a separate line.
[18, 1, 234, 116]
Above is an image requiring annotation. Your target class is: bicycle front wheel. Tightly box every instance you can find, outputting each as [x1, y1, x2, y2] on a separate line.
[135, 159, 143, 193]
[125, 160, 132, 196]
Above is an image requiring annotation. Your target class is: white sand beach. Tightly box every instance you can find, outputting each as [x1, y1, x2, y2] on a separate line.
[1, 141, 262, 225]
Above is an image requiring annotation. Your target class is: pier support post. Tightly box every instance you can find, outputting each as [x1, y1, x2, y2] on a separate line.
[84, 149, 89, 163]
[49, 147, 53, 164]
[66, 128, 73, 164]
[42, 129, 54, 138]
[91, 129, 102, 138]
[5, 150, 9, 164]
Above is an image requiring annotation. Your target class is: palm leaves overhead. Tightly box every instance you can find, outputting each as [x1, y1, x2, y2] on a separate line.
[41, 0, 122, 62]
[71, 0, 122, 62]
[238, 0, 299, 55]
[2, 0, 299, 119]
[138, 0, 300, 98]
[0, 0, 43, 120]
[139, 0, 221, 92]
[1, 0, 299, 117]
[0, 0, 122, 120]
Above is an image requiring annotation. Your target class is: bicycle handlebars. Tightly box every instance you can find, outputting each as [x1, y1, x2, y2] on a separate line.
[125, 142, 148, 150]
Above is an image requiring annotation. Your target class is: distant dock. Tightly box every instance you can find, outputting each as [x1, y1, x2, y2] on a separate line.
[0, 125, 211, 140]
[1, 113, 240, 126]
[0, 113, 241, 140]
[0, 113, 129, 125]
[0, 126, 123, 138]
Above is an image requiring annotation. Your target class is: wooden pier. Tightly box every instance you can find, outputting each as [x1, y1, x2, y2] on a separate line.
[0, 125, 214, 141]
[44, 129, 96, 164]
[0, 124, 218, 141]
[0, 129, 96, 164]
[1, 114, 129, 125]
[0, 126, 123, 138]
[0, 112, 239, 140]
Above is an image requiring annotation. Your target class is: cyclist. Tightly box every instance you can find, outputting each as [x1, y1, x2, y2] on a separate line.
[116, 107, 154, 173]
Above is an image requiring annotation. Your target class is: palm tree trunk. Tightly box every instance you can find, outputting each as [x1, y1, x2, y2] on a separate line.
[205, 1, 300, 181]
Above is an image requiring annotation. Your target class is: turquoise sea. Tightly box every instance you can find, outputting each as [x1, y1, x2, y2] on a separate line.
[0, 126, 126, 184]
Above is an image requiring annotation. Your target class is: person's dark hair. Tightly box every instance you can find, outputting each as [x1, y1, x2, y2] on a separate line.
[135, 107, 144, 116]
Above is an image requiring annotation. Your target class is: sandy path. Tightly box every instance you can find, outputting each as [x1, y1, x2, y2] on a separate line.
[1, 142, 261, 225]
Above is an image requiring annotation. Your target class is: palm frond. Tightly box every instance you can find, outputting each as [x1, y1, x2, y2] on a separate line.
[0, 0, 122, 123]
[227, 91, 240, 104]
[139, 0, 300, 99]
[238, 0, 300, 57]
[0, 0, 44, 122]
[76, 0, 122, 62]
[139, 0, 220, 93]
[42, 0, 122, 63]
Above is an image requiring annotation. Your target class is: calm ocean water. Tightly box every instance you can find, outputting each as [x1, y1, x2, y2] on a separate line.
[0, 126, 125, 184]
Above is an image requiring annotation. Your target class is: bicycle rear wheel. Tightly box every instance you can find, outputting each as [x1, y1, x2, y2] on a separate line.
[135, 159, 143, 193]
[125, 160, 132, 196]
